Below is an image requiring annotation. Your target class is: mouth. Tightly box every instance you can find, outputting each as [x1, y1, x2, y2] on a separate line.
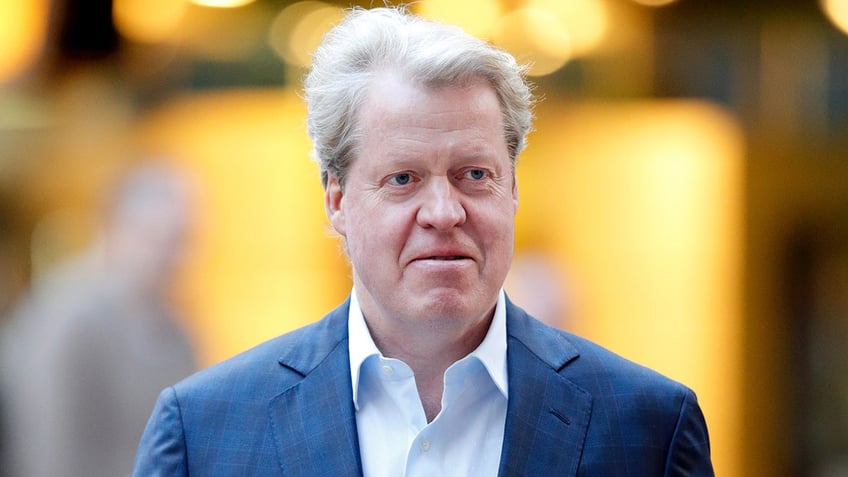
[411, 254, 474, 267]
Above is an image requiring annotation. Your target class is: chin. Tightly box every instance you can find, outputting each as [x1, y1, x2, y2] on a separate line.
[417, 291, 486, 320]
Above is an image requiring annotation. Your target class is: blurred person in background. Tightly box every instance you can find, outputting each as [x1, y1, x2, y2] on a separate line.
[504, 251, 574, 329]
[134, 6, 713, 476]
[1, 161, 198, 477]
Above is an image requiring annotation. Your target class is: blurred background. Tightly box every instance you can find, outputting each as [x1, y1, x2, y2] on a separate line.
[1, 0, 847, 475]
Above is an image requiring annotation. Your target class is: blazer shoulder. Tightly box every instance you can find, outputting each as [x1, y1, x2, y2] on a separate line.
[507, 299, 691, 399]
[558, 330, 691, 395]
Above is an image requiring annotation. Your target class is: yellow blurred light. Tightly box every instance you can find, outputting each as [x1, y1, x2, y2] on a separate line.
[528, 0, 609, 57]
[822, 0, 848, 35]
[114, 0, 188, 43]
[137, 88, 350, 365]
[269, 1, 343, 68]
[179, 3, 268, 61]
[189, 0, 257, 7]
[630, 0, 678, 6]
[493, 8, 572, 76]
[0, 0, 49, 82]
[414, 0, 502, 39]
[518, 99, 744, 476]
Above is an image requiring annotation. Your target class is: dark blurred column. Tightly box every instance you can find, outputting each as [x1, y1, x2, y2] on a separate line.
[56, 0, 118, 59]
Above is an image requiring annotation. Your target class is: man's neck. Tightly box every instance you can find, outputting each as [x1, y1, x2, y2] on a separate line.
[364, 312, 493, 422]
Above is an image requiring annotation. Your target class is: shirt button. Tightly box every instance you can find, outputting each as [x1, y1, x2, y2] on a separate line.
[381, 365, 393, 376]
[419, 438, 430, 452]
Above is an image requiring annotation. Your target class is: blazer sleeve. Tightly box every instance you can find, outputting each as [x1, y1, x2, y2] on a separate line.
[133, 387, 189, 477]
[665, 389, 714, 477]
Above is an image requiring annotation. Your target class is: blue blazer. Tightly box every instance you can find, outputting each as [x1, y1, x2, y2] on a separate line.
[134, 297, 713, 476]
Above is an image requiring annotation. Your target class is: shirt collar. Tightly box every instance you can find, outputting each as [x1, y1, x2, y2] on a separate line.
[348, 289, 379, 410]
[348, 287, 509, 410]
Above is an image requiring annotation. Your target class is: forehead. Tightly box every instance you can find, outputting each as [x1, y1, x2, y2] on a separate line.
[355, 72, 507, 156]
[361, 72, 501, 121]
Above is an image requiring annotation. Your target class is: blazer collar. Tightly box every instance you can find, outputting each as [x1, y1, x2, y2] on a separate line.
[275, 298, 351, 375]
[269, 299, 364, 476]
[268, 296, 593, 476]
[498, 297, 593, 477]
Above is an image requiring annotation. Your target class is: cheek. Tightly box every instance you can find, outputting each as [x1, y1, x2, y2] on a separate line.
[346, 209, 403, 256]
[477, 210, 517, 265]
[473, 200, 516, 236]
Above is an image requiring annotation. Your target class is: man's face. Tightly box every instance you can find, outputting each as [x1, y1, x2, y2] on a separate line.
[325, 73, 518, 336]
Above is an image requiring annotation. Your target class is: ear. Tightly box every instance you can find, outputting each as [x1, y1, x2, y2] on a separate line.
[511, 176, 519, 213]
[325, 175, 347, 237]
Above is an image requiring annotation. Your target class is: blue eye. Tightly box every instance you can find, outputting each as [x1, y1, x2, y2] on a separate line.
[465, 169, 486, 180]
[389, 173, 412, 185]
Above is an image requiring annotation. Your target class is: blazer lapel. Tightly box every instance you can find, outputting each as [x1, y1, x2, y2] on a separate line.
[498, 300, 593, 477]
[268, 302, 363, 476]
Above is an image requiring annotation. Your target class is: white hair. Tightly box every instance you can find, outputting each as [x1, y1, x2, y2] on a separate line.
[304, 6, 534, 188]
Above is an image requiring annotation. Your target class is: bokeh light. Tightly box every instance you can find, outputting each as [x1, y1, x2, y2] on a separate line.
[189, 0, 257, 8]
[519, 100, 744, 476]
[0, 0, 49, 82]
[414, 0, 502, 40]
[136, 88, 348, 364]
[630, 0, 679, 6]
[822, 0, 848, 36]
[269, 1, 343, 68]
[528, 0, 609, 57]
[493, 7, 573, 76]
[113, 0, 188, 44]
[179, 3, 268, 61]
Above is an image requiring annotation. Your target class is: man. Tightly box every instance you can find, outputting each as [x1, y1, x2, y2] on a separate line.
[2, 162, 197, 477]
[134, 6, 713, 476]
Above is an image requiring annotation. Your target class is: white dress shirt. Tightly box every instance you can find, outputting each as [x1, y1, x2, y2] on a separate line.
[348, 288, 509, 477]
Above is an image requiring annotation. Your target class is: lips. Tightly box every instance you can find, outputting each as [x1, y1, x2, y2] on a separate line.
[410, 250, 474, 264]
[407, 244, 476, 265]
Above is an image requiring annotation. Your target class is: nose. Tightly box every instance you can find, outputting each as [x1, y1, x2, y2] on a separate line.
[416, 176, 466, 231]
